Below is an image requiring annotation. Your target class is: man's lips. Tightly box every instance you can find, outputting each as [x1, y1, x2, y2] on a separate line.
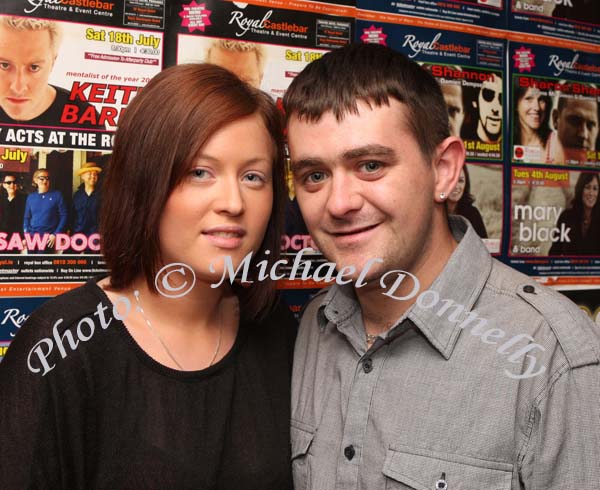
[327, 223, 381, 239]
[6, 97, 29, 104]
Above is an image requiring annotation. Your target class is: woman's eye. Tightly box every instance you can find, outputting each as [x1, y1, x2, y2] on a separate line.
[190, 168, 210, 180]
[243, 173, 265, 184]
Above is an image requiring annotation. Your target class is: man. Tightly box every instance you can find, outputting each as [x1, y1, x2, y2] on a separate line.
[72, 162, 101, 237]
[423, 64, 464, 138]
[0, 172, 26, 235]
[206, 39, 265, 89]
[441, 81, 464, 138]
[284, 43, 599, 489]
[0, 16, 102, 128]
[548, 94, 599, 164]
[23, 169, 67, 252]
[472, 73, 502, 143]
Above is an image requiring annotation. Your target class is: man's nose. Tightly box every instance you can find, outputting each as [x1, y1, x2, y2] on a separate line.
[325, 173, 364, 217]
[9, 69, 28, 95]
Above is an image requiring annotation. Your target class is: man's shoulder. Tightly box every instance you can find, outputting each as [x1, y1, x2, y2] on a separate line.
[486, 258, 600, 369]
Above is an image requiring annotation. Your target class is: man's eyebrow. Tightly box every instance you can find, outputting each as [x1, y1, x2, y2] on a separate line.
[341, 144, 395, 160]
[290, 144, 396, 175]
[289, 158, 323, 175]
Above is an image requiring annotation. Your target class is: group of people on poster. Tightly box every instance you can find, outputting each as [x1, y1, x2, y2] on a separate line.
[0, 163, 101, 252]
[513, 80, 599, 165]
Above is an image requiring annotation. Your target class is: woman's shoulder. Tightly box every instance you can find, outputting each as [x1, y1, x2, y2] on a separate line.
[26, 280, 103, 329]
[2, 280, 107, 374]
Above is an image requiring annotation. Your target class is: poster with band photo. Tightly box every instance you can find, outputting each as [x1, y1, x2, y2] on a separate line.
[508, 166, 600, 284]
[355, 21, 506, 163]
[0, 147, 109, 278]
[509, 42, 600, 168]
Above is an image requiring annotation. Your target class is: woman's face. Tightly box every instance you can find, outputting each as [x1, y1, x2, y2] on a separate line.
[158, 113, 274, 284]
[582, 176, 599, 211]
[517, 87, 547, 131]
[449, 168, 466, 203]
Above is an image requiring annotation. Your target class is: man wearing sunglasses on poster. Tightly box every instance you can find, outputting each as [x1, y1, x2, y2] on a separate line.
[23, 169, 67, 253]
[0, 173, 26, 236]
[473, 73, 503, 144]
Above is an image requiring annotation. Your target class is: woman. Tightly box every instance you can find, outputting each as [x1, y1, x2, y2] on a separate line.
[0, 64, 296, 489]
[513, 83, 551, 161]
[549, 172, 600, 256]
[447, 165, 488, 238]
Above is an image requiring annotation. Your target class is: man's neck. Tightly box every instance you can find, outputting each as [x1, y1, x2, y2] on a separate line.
[355, 219, 458, 335]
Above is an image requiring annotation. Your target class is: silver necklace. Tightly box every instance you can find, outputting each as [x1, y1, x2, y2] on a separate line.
[133, 290, 223, 370]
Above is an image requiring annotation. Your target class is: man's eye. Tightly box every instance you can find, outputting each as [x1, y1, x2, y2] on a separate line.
[30, 64, 41, 73]
[361, 161, 381, 172]
[306, 172, 326, 183]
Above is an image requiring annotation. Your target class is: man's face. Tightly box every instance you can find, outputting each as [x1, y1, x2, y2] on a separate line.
[441, 83, 464, 137]
[2, 175, 17, 196]
[476, 75, 502, 142]
[554, 98, 598, 151]
[81, 170, 98, 187]
[0, 25, 56, 121]
[35, 171, 50, 193]
[288, 99, 437, 283]
[207, 46, 262, 88]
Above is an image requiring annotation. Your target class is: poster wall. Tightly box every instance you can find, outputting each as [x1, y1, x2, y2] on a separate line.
[0, 0, 598, 355]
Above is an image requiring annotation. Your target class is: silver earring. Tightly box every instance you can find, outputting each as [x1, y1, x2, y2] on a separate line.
[439, 192, 446, 200]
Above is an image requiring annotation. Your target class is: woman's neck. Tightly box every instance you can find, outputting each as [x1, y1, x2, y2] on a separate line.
[520, 125, 542, 147]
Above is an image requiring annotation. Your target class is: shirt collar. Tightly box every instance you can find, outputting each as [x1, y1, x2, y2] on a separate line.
[316, 216, 492, 359]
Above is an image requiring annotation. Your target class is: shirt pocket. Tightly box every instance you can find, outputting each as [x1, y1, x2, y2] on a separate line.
[291, 419, 316, 490]
[383, 445, 513, 490]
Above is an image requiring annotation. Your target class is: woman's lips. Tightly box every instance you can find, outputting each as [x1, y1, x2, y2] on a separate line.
[202, 227, 246, 249]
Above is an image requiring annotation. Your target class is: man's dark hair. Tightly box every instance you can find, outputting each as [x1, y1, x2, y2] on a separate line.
[283, 43, 450, 160]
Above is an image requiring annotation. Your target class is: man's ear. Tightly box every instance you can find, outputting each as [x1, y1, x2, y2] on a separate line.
[432, 136, 465, 203]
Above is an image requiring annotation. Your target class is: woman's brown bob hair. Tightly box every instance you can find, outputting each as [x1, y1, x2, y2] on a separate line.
[100, 63, 286, 320]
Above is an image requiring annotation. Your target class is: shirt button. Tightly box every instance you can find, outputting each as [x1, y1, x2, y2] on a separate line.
[523, 285, 535, 294]
[362, 358, 373, 373]
[344, 445, 355, 460]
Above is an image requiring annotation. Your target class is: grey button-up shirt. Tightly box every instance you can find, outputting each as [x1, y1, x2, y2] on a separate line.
[291, 217, 600, 490]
